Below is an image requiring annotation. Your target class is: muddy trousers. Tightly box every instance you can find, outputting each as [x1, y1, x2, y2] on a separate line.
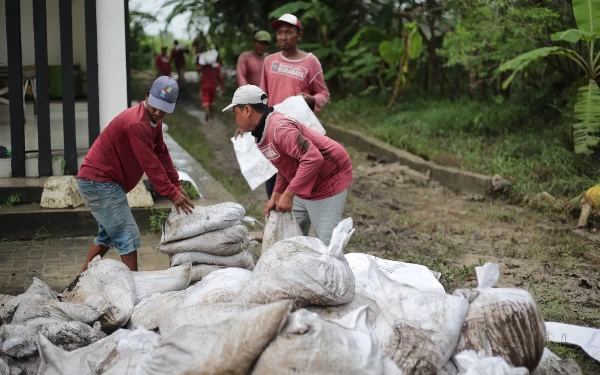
[292, 189, 348, 246]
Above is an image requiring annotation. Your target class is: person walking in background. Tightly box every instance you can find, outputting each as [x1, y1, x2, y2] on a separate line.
[196, 48, 225, 121]
[171, 40, 187, 87]
[77, 77, 194, 272]
[253, 13, 331, 199]
[155, 46, 171, 78]
[237, 30, 271, 87]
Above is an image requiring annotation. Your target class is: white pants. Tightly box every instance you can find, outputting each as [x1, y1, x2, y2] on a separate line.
[292, 189, 348, 246]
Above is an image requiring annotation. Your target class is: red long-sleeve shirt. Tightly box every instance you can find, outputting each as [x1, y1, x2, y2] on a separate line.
[257, 112, 352, 200]
[78, 102, 181, 200]
[197, 63, 225, 90]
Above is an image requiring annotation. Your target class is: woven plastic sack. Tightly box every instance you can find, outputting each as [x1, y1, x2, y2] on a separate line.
[132, 264, 191, 304]
[127, 291, 185, 330]
[262, 211, 303, 254]
[231, 134, 278, 191]
[169, 249, 255, 269]
[157, 224, 249, 256]
[454, 350, 529, 375]
[179, 268, 252, 307]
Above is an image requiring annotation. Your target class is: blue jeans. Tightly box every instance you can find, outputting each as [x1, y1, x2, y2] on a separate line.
[77, 178, 140, 255]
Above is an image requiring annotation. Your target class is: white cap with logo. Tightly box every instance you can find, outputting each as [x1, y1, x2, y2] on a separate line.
[222, 85, 268, 112]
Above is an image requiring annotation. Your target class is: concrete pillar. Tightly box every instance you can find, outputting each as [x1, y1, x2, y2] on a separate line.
[96, 0, 127, 130]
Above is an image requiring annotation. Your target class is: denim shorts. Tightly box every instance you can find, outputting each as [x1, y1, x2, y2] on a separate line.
[77, 178, 140, 255]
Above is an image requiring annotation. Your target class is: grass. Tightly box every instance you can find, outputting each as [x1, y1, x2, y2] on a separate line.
[149, 208, 169, 233]
[319, 95, 599, 199]
[0, 193, 21, 209]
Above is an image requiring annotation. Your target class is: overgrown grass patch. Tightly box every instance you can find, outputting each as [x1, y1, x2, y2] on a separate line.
[320, 96, 599, 198]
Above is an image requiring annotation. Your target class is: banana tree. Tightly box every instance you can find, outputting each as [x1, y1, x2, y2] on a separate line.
[497, 0, 600, 154]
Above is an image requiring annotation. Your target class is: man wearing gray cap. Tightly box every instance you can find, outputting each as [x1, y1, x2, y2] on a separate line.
[77, 76, 195, 272]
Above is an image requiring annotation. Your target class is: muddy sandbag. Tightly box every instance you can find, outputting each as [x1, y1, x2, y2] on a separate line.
[241, 218, 355, 309]
[306, 293, 380, 327]
[158, 224, 250, 256]
[262, 211, 303, 254]
[62, 257, 135, 331]
[453, 263, 546, 371]
[0, 296, 21, 326]
[253, 306, 401, 375]
[369, 261, 469, 373]
[123, 301, 291, 375]
[132, 264, 191, 304]
[160, 202, 246, 243]
[454, 350, 529, 375]
[179, 268, 252, 307]
[169, 249, 255, 269]
[5, 356, 38, 375]
[158, 303, 247, 337]
[0, 319, 105, 358]
[189, 264, 224, 282]
[127, 291, 185, 331]
[36, 329, 128, 375]
[12, 278, 100, 325]
[97, 328, 160, 375]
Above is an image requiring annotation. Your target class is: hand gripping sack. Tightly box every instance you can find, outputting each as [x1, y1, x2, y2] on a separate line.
[253, 306, 402, 375]
[369, 261, 469, 373]
[453, 263, 546, 371]
[160, 202, 246, 243]
[262, 211, 303, 254]
[157, 224, 250, 256]
[241, 218, 355, 309]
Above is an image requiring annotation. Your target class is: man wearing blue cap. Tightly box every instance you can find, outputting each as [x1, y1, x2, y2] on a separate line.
[77, 76, 195, 272]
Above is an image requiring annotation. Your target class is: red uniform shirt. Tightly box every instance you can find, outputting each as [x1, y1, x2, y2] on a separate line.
[198, 63, 225, 90]
[78, 102, 181, 200]
[237, 51, 266, 86]
[155, 54, 171, 76]
[257, 111, 352, 200]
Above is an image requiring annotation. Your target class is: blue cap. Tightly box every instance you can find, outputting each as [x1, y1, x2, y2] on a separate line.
[148, 76, 179, 113]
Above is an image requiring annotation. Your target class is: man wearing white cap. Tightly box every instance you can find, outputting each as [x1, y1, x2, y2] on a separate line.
[77, 76, 195, 272]
[224, 85, 351, 246]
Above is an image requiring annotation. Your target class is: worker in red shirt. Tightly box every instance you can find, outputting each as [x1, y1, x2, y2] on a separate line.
[196, 49, 225, 121]
[155, 46, 171, 77]
[171, 40, 187, 87]
[77, 76, 195, 272]
[236, 30, 271, 87]
[223, 85, 352, 245]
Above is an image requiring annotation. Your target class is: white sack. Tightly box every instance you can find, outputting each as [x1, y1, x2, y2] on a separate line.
[62, 257, 135, 330]
[189, 264, 224, 282]
[0, 295, 21, 326]
[108, 302, 292, 375]
[454, 263, 546, 371]
[127, 291, 185, 331]
[345, 253, 445, 298]
[273, 95, 326, 135]
[132, 264, 191, 304]
[179, 268, 252, 307]
[157, 224, 250, 256]
[169, 249, 255, 269]
[36, 329, 128, 375]
[161, 202, 245, 243]
[454, 350, 529, 375]
[306, 293, 380, 327]
[262, 211, 303, 254]
[370, 261, 469, 373]
[253, 306, 400, 375]
[158, 303, 247, 337]
[231, 134, 277, 191]
[241, 218, 355, 309]
[98, 328, 160, 375]
[4, 357, 38, 375]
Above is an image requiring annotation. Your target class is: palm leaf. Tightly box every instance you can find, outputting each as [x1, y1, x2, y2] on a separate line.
[497, 47, 579, 89]
[268, 2, 312, 20]
[573, 0, 600, 34]
[573, 80, 600, 154]
[323, 67, 339, 80]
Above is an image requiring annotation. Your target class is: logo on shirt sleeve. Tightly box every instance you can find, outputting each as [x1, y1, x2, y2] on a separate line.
[259, 143, 280, 160]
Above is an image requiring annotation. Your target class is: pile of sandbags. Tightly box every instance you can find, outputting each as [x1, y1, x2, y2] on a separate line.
[158, 202, 255, 282]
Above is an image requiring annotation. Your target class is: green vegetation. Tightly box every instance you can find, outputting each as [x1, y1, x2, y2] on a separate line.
[181, 181, 200, 199]
[32, 222, 53, 241]
[0, 193, 21, 209]
[149, 208, 169, 233]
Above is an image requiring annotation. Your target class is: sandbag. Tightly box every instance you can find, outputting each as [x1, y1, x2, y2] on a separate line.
[370, 261, 469, 373]
[98, 328, 160, 375]
[4, 356, 38, 375]
[62, 257, 135, 331]
[36, 329, 128, 375]
[132, 264, 191, 304]
[0, 319, 105, 358]
[130, 301, 292, 375]
[306, 293, 380, 327]
[454, 350, 529, 375]
[11, 278, 100, 325]
[127, 291, 185, 331]
[157, 224, 250, 256]
[189, 264, 224, 282]
[453, 263, 546, 371]
[241, 218, 355, 309]
[253, 306, 400, 375]
[179, 268, 252, 307]
[345, 252, 445, 298]
[262, 211, 303, 254]
[158, 303, 247, 337]
[0, 296, 21, 326]
[169, 249, 255, 269]
[160, 202, 245, 243]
